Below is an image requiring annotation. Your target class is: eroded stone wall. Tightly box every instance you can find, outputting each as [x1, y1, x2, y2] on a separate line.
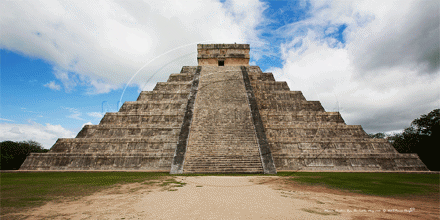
[197, 44, 250, 66]
[246, 66, 428, 171]
[20, 66, 198, 170]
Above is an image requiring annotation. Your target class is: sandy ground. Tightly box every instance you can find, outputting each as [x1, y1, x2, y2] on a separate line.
[10, 176, 439, 220]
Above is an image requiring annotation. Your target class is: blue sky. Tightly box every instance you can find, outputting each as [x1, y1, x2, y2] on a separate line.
[1, 0, 439, 148]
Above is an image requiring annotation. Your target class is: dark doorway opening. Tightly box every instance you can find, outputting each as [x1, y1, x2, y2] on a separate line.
[218, 60, 224, 66]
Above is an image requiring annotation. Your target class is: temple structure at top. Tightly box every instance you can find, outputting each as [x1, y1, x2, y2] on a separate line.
[197, 44, 250, 66]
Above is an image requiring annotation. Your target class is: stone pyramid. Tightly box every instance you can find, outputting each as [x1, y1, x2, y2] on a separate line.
[21, 44, 428, 173]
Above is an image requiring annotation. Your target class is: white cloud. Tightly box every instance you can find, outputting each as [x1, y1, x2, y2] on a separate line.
[0, 122, 75, 149]
[271, 0, 440, 133]
[0, 0, 267, 94]
[62, 107, 84, 121]
[43, 81, 61, 91]
[346, 0, 439, 74]
[81, 121, 93, 128]
[87, 112, 104, 119]
[0, 118, 15, 122]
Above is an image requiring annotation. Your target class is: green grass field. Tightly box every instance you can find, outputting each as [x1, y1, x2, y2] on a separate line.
[278, 172, 439, 197]
[0, 172, 169, 216]
[1, 172, 438, 217]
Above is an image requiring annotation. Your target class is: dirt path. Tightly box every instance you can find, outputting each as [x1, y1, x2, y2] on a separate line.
[14, 176, 439, 219]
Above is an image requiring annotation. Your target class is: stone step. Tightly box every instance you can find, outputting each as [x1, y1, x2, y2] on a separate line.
[254, 91, 306, 101]
[83, 124, 181, 129]
[257, 100, 325, 112]
[119, 101, 186, 113]
[186, 146, 261, 149]
[137, 91, 190, 101]
[50, 138, 178, 153]
[186, 149, 260, 153]
[183, 170, 263, 174]
[185, 162, 262, 166]
[272, 153, 427, 171]
[188, 140, 259, 144]
[259, 110, 342, 117]
[184, 167, 263, 171]
[167, 73, 195, 82]
[103, 112, 185, 116]
[76, 125, 180, 139]
[186, 155, 261, 158]
[184, 166, 263, 169]
[99, 113, 184, 126]
[248, 72, 275, 81]
[269, 137, 389, 143]
[186, 153, 260, 156]
[71, 150, 176, 154]
[272, 153, 421, 158]
[262, 122, 345, 127]
[185, 164, 262, 167]
[186, 148, 260, 151]
[272, 142, 396, 150]
[272, 148, 398, 155]
[265, 127, 368, 139]
[180, 66, 197, 74]
[250, 81, 290, 91]
[185, 168, 263, 172]
[122, 100, 187, 104]
[185, 155, 261, 159]
[153, 82, 192, 92]
[19, 153, 175, 171]
[184, 163, 263, 167]
[185, 158, 261, 162]
[246, 66, 264, 73]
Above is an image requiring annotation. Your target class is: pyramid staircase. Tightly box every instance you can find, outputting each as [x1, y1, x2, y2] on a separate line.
[181, 66, 265, 173]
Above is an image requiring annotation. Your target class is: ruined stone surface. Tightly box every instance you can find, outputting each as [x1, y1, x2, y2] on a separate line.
[241, 66, 276, 174]
[181, 66, 268, 173]
[170, 67, 201, 174]
[21, 44, 429, 172]
[20, 66, 197, 170]
[197, 44, 250, 66]
[246, 66, 428, 171]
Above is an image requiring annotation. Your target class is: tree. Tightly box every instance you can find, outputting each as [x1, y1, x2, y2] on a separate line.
[0, 140, 49, 170]
[368, 132, 386, 139]
[411, 109, 440, 137]
[390, 109, 440, 171]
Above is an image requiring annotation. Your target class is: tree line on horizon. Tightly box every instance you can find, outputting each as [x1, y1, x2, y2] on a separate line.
[1, 109, 438, 171]
[369, 109, 439, 171]
[0, 140, 49, 170]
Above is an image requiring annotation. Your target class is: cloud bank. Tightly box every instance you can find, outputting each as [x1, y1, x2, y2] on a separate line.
[269, 0, 439, 133]
[0, 121, 75, 149]
[1, 0, 266, 93]
[2, 0, 438, 135]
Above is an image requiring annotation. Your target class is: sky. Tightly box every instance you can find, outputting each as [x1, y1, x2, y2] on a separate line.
[1, 0, 439, 149]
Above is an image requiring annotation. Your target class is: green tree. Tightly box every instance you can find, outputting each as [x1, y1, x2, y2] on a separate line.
[0, 140, 49, 170]
[390, 109, 439, 171]
[368, 132, 386, 139]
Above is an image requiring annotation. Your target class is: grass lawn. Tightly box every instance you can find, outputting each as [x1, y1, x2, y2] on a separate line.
[1, 172, 438, 217]
[278, 172, 439, 197]
[0, 172, 169, 217]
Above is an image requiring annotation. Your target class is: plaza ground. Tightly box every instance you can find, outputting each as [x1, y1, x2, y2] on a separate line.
[2, 175, 438, 219]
